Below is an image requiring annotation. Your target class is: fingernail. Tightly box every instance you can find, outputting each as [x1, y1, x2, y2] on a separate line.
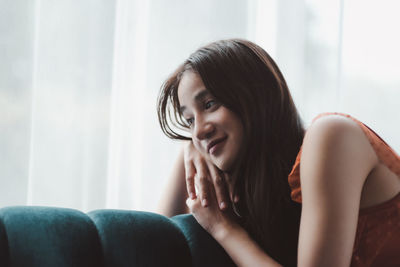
[220, 202, 226, 210]
[202, 199, 208, 207]
[190, 192, 195, 199]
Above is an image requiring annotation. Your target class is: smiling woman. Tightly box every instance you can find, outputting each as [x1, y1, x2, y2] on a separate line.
[156, 39, 400, 267]
[157, 39, 304, 266]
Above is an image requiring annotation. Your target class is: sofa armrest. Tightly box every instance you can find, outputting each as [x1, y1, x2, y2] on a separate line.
[0, 207, 233, 266]
[88, 209, 191, 267]
[171, 214, 236, 267]
[0, 206, 104, 267]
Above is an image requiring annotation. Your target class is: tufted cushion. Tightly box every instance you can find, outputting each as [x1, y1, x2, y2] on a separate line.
[88, 209, 191, 267]
[0, 207, 233, 267]
[171, 214, 236, 267]
[0, 218, 9, 266]
[0, 206, 104, 267]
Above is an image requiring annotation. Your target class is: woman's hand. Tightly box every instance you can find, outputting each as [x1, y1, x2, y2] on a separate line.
[187, 190, 283, 267]
[186, 180, 239, 238]
[183, 141, 235, 210]
[183, 142, 282, 267]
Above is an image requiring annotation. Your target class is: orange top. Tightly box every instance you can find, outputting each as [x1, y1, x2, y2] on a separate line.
[288, 112, 400, 267]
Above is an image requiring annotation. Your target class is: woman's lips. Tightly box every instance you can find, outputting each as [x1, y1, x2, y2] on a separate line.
[209, 137, 227, 155]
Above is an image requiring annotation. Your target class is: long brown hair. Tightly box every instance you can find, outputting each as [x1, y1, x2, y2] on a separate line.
[157, 39, 304, 266]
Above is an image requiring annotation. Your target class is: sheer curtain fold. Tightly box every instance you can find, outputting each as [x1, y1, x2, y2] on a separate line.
[106, 0, 150, 210]
[1, 0, 399, 211]
[20, 0, 116, 211]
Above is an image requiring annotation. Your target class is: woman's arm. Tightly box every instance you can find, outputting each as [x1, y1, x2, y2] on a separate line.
[157, 147, 189, 217]
[298, 115, 378, 266]
[214, 222, 281, 267]
[186, 189, 282, 267]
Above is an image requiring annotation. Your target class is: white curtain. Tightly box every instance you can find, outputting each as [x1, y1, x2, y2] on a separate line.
[1, 0, 399, 212]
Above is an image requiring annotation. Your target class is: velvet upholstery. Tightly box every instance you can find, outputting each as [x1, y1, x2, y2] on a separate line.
[0, 206, 104, 267]
[171, 214, 236, 267]
[0, 206, 232, 267]
[88, 210, 191, 267]
[0, 218, 9, 267]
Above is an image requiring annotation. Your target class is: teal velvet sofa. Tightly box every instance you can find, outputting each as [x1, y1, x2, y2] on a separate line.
[0, 206, 236, 267]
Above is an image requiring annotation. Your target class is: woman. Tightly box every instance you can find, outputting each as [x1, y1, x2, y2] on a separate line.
[157, 39, 400, 266]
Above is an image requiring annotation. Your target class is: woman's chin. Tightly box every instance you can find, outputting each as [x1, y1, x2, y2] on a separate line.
[213, 158, 233, 173]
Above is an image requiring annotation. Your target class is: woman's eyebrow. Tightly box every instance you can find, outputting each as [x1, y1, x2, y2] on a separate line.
[179, 89, 210, 114]
[193, 89, 210, 102]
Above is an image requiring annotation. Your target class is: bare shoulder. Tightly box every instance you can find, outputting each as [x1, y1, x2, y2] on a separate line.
[301, 114, 378, 187]
[297, 115, 380, 266]
[305, 114, 370, 147]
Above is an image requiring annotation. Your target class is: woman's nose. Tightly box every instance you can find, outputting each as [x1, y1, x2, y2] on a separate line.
[194, 118, 215, 140]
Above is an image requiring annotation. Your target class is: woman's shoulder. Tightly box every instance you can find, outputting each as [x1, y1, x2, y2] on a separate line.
[302, 112, 377, 160]
[304, 112, 372, 152]
[308, 113, 400, 163]
[302, 113, 379, 177]
[288, 112, 378, 202]
[304, 112, 385, 155]
[299, 114, 378, 206]
[310, 112, 361, 130]
[289, 112, 400, 203]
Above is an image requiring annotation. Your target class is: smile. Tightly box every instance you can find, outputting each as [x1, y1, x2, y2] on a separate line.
[207, 136, 227, 155]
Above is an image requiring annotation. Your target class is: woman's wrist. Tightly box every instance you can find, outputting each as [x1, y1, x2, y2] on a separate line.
[213, 221, 282, 267]
[213, 221, 243, 243]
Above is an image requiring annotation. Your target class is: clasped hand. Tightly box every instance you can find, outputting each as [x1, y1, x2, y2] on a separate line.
[183, 141, 239, 237]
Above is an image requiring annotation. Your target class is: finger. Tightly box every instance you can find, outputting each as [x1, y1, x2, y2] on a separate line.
[186, 197, 201, 214]
[195, 158, 211, 207]
[206, 162, 229, 210]
[234, 194, 240, 203]
[186, 197, 195, 213]
[184, 157, 197, 199]
[225, 173, 240, 203]
[186, 197, 194, 210]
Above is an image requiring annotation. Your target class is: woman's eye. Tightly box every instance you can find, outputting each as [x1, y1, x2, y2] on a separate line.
[205, 100, 216, 109]
[186, 118, 194, 126]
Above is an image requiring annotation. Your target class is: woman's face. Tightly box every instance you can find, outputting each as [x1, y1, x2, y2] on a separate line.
[177, 70, 244, 172]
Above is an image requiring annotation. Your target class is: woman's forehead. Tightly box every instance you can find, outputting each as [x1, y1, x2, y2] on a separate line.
[177, 71, 208, 103]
